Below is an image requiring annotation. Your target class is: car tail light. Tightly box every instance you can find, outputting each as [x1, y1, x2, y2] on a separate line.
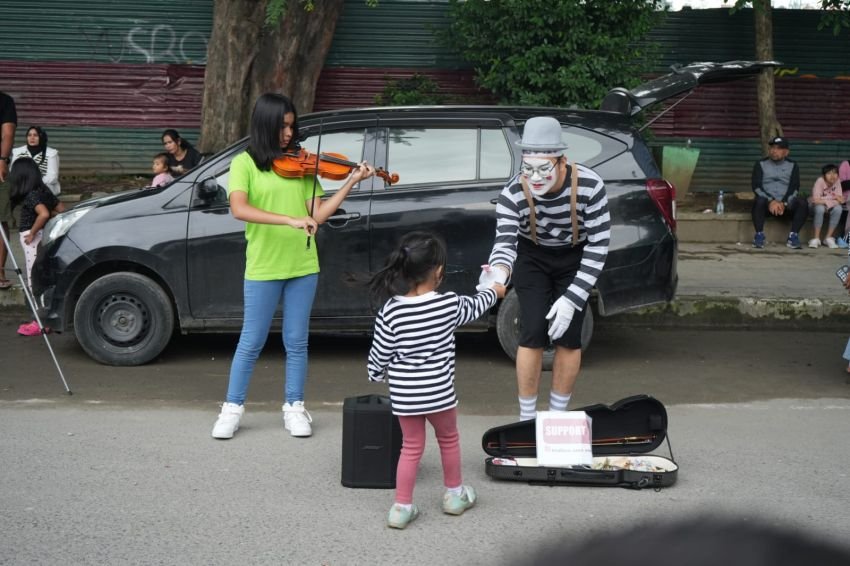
[646, 178, 676, 232]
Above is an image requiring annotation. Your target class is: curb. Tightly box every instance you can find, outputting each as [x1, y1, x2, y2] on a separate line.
[5, 287, 849, 331]
[598, 295, 850, 331]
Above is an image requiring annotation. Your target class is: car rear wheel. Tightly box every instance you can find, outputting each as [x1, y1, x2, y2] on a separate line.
[73, 272, 174, 366]
[495, 289, 594, 371]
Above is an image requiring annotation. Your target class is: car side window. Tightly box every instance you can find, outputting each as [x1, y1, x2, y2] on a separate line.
[387, 127, 511, 186]
[299, 130, 367, 193]
[480, 128, 512, 180]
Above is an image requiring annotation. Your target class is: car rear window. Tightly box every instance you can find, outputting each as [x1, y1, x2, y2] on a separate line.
[560, 125, 627, 168]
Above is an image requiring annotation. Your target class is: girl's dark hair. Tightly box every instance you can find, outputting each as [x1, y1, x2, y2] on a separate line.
[162, 129, 192, 151]
[246, 93, 299, 171]
[822, 163, 838, 176]
[154, 152, 170, 164]
[26, 126, 48, 162]
[369, 231, 448, 304]
[8, 157, 49, 211]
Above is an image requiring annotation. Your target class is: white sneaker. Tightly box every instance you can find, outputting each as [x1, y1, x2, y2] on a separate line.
[808, 238, 821, 248]
[212, 402, 244, 439]
[283, 401, 313, 437]
[825, 237, 838, 249]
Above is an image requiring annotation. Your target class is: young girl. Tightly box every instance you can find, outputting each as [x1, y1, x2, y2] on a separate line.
[9, 157, 65, 335]
[808, 163, 845, 248]
[211, 93, 375, 440]
[150, 152, 174, 188]
[367, 231, 506, 529]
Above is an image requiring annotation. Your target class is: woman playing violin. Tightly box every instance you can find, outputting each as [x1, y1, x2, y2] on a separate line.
[211, 93, 376, 440]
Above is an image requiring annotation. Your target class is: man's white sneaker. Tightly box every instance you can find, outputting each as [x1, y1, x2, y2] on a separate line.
[212, 402, 244, 439]
[283, 401, 313, 437]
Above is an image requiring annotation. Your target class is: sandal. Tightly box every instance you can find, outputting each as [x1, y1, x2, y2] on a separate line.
[0, 279, 13, 290]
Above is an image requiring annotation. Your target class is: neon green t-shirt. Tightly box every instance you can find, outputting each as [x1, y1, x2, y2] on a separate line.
[227, 151, 325, 281]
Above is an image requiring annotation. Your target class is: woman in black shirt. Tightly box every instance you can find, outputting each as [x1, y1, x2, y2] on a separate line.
[161, 129, 201, 176]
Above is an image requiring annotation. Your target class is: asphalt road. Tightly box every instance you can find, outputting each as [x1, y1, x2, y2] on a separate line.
[2, 319, 850, 565]
[2, 317, 849, 409]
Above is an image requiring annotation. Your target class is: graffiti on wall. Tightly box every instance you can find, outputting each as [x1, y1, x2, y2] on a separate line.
[80, 21, 208, 64]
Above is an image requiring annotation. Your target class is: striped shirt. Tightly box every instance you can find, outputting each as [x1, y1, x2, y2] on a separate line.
[488, 163, 610, 310]
[367, 289, 498, 416]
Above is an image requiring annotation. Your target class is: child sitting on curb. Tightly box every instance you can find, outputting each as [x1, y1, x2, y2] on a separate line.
[808, 164, 844, 249]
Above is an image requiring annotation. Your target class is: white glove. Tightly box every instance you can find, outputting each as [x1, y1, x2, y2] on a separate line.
[545, 296, 576, 341]
[476, 264, 508, 292]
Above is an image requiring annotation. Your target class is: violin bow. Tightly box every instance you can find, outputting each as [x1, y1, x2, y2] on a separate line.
[306, 117, 323, 250]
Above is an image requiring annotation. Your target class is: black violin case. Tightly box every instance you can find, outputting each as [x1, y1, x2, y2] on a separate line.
[482, 395, 678, 489]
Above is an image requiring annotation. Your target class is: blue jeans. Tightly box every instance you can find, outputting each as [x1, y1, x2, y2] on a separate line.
[225, 274, 318, 405]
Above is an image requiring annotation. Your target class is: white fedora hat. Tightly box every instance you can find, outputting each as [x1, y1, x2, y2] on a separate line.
[516, 116, 567, 152]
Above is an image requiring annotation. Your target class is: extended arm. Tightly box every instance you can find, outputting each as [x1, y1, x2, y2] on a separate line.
[308, 163, 375, 224]
[562, 178, 610, 311]
[752, 160, 771, 200]
[25, 203, 52, 243]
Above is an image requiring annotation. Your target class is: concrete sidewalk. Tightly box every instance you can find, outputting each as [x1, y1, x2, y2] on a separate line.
[3, 223, 849, 328]
[609, 241, 850, 330]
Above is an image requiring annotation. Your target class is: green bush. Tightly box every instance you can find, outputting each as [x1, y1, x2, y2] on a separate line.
[374, 74, 445, 106]
[441, 0, 665, 108]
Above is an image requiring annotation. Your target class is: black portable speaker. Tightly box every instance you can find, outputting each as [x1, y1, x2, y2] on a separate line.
[341, 394, 402, 488]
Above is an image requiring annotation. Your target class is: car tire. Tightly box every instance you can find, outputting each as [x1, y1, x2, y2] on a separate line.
[496, 289, 594, 371]
[73, 272, 175, 366]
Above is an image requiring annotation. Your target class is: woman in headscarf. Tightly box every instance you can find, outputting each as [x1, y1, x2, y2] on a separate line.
[11, 126, 60, 196]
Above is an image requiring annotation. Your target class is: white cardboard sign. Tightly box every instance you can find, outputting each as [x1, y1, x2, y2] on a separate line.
[535, 410, 593, 467]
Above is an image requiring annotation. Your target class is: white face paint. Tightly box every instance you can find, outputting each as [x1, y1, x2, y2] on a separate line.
[521, 157, 559, 196]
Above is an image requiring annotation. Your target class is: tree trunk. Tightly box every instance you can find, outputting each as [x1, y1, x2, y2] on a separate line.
[753, 0, 782, 155]
[198, 0, 345, 153]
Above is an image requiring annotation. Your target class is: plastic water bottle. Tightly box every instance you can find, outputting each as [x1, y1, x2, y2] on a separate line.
[716, 191, 725, 215]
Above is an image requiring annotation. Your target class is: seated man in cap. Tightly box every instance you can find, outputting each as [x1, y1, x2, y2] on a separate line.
[751, 136, 808, 249]
[478, 116, 610, 421]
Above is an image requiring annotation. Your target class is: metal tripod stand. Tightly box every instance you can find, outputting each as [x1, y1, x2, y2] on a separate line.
[0, 224, 72, 394]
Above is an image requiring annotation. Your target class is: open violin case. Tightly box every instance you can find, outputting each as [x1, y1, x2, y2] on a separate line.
[482, 395, 678, 489]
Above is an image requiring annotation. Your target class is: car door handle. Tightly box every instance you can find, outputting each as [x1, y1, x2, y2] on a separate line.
[329, 212, 361, 221]
[326, 212, 361, 227]
[490, 198, 499, 205]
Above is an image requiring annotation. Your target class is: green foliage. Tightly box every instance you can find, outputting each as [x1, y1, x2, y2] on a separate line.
[818, 0, 850, 34]
[440, 0, 665, 108]
[725, 0, 850, 35]
[374, 74, 445, 106]
[265, 0, 378, 26]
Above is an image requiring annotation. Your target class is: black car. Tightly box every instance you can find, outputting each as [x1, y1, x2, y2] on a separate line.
[31, 61, 775, 366]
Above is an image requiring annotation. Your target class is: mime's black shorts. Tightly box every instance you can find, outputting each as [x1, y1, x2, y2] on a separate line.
[512, 237, 585, 350]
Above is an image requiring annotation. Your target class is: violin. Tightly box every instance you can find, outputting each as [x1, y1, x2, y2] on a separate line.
[272, 148, 399, 185]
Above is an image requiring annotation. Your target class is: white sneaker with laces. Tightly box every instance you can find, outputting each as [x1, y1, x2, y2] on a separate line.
[825, 237, 838, 249]
[212, 402, 244, 439]
[808, 238, 821, 248]
[283, 401, 313, 437]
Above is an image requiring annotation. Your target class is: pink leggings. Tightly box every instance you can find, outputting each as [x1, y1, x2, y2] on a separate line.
[395, 407, 461, 504]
